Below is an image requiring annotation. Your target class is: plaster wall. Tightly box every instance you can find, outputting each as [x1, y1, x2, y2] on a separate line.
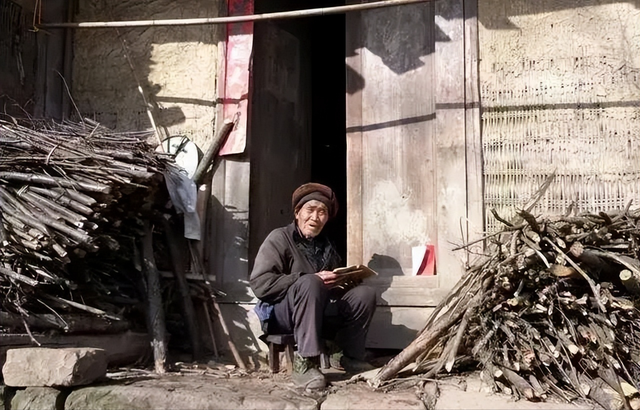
[479, 0, 640, 228]
[72, 0, 223, 149]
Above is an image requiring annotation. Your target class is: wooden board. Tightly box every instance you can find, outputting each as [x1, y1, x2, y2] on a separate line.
[345, 1, 482, 287]
[344, 1, 482, 349]
[346, 3, 438, 276]
[366, 275, 447, 307]
[247, 20, 312, 269]
[435, 0, 467, 289]
[463, 0, 485, 263]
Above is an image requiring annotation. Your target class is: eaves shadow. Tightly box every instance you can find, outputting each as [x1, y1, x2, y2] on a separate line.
[480, 0, 640, 30]
[345, 1, 452, 94]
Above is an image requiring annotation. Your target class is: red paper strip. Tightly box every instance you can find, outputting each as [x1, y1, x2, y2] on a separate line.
[219, 0, 254, 155]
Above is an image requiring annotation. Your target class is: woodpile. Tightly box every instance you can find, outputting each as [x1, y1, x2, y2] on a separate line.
[372, 204, 640, 410]
[0, 116, 174, 333]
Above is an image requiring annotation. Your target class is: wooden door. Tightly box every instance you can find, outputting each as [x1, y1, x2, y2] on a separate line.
[249, 20, 313, 267]
[345, 0, 482, 348]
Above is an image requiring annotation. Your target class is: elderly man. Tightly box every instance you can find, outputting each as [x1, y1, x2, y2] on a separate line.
[250, 182, 377, 390]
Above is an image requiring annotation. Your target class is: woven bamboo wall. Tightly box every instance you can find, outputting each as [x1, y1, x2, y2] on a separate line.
[479, 0, 640, 233]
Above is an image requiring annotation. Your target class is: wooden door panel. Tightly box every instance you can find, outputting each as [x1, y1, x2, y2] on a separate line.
[249, 21, 312, 266]
[346, 4, 437, 277]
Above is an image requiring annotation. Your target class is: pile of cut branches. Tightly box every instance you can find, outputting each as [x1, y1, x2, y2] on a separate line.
[372, 206, 640, 410]
[0, 117, 174, 330]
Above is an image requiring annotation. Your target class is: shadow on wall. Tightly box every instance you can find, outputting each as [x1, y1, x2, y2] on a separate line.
[203, 190, 266, 367]
[70, 0, 225, 136]
[367, 253, 404, 276]
[204, 187, 250, 301]
[365, 254, 422, 350]
[344, 2, 448, 95]
[480, 0, 640, 30]
[344, 0, 640, 94]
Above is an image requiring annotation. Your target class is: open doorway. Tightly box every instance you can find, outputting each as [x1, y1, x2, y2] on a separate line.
[249, 0, 347, 263]
[309, 12, 347, 260]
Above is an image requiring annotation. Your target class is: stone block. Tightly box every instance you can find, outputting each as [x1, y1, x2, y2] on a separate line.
[65, 378, 319, 410]
[10, 387, 65, 410]
[321, 385, 426, 410]
[2, 348, 107, 387]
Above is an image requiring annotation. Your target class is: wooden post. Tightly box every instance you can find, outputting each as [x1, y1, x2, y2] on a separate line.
[192, 119, 236, 186]
[202, 301, 219, 357]
[142, 220, 167, 374]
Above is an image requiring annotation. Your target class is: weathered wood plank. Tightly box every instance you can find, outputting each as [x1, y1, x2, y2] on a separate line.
[463, 0, 485, 262]
[345, 6, 364, 266]
[210, 158, 250, 298]
[247, 21, 311, 274]
[349, 4, 438, 276]
[366, 275, 445, 306]
[435, 0, 467, 289]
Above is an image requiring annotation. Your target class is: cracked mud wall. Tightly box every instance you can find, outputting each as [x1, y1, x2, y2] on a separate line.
[72, 0, 222, 148]
[479, 0, 640, 231]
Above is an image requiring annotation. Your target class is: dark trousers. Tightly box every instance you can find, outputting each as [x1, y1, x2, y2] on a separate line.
[271, 274, 377, 360]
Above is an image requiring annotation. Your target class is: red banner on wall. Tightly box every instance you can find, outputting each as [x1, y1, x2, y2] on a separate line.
[219, 0, 254, 156]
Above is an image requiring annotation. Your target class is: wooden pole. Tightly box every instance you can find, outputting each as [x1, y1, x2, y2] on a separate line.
[142, 220, 167, 374]
[39, 0, 433, 29]
[192, 119, 235, 186]
[203, 301, 219, 357]
[211, 298, 246, 370]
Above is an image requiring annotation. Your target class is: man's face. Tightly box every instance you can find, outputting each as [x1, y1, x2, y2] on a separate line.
[295, 200, 329, 238]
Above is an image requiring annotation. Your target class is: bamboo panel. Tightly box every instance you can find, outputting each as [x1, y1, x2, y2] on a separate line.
[482, 107, 640, 233]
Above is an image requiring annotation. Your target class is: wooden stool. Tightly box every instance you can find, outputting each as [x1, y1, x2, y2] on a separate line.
[260, 334, 332, 373]
[261, 334, 295, 373]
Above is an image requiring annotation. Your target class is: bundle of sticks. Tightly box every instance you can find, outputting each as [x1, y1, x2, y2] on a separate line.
[0, 117, 173, 327]
[372, 205, 640, 410]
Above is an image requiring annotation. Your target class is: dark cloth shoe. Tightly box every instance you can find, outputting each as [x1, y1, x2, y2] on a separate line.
[329, 351, 345, 370]
[330, 352, 376, 373]
[292, 353, 326, 390]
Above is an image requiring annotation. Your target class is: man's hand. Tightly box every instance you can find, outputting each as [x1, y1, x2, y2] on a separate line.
[315, 270, 340, 287]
